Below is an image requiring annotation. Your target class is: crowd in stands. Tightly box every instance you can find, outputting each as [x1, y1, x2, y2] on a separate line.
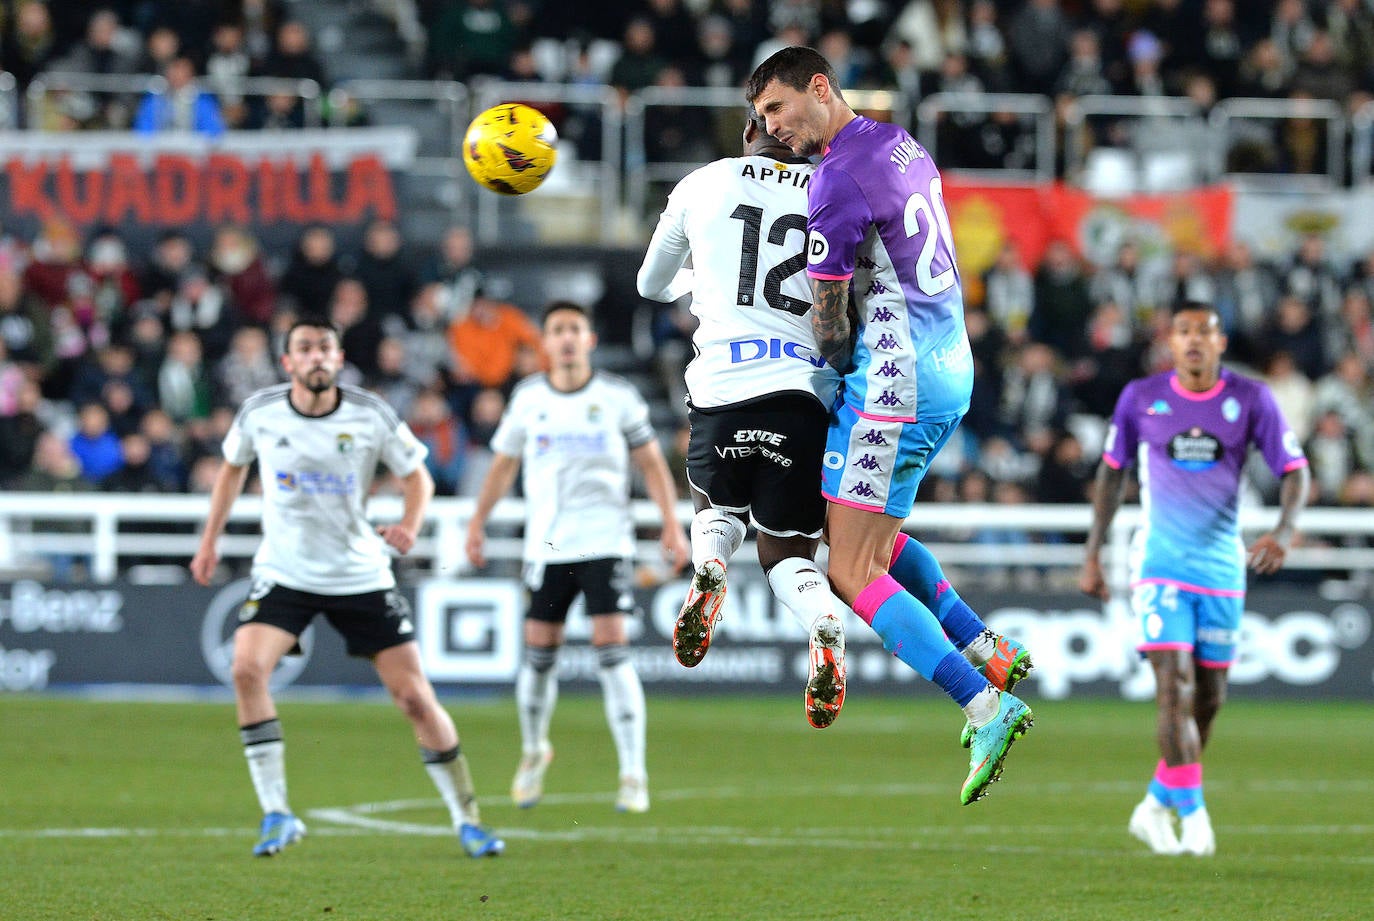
[1, 2, 1372, 549]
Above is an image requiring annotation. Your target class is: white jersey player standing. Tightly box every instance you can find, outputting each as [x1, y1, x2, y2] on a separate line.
[637, 114, 848, 729]
[465, 301, 689, 814]
[190, 316, 504, 859]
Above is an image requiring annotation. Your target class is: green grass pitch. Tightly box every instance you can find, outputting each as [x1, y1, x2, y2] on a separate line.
[2, 693, 1371, 921]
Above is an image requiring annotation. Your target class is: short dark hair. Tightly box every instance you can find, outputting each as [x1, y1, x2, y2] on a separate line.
[746, 46, 843, 104]
[541, 300, 589, 328]
[1172, 299, 1219, 318]
[284, 315, 340, 353]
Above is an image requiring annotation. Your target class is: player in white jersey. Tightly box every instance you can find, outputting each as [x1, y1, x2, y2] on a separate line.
[465, 301, 689, 814]
[190, 317, 504, 859]
[637, 112, 848, 729]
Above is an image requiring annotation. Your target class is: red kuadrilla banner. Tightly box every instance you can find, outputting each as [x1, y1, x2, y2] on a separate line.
[0, 129, 418, 249]
[941, 180, 1234, 276]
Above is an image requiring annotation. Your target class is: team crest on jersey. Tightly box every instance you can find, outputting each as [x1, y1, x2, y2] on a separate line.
[588, 404, 603, 423]
[337, 433, 354, 454]
[1222, 397, 1240, 423]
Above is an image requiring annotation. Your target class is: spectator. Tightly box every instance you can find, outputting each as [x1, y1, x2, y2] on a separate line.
[70, 344, 152, 415]
[1081, 0, 1132, 91]
[1312, 352, 1374, 465]
[209, 225, 276, 326]
[422, 225, 482, 317]
[643, 65, 715, 164]
[1260, 295, 1328, 380]
[1091, 240, 1158, 328]
[11, 430, 93, 493]
[402, 283, 459, 392]
[167, 271, 238, 362]
[278, 225, 344, 315]
[247, 91, 307, 129]
[1330, 287, 1374, 369]
[86, 230, 140, 327]
[1071, 300, 1145, 419]
[0, 263, 56, 381]
[692, 14, 746, 89]
[259, 20, 328, 86]
[1007, 0, 1071, 96]
[1213, 240, 1280, 362]
[0, 377, 46, 485]
[366, 337, 421, 420]
[102, 433, 161, 492]
[1305, 410, 1361, 504]
[1029, 240, 1093, 358]
[999, 341, 1070, 444]
[982, 242, 1033, 344]
[139, 231, 199, 311]
[1125, 30, 1168, 97]
[232, 0, 287, 70]
[962, 307, 1008, 441]
[641, 0, 698, 66]
[354, 220, 418, 320]
[324, 278, 383, 380]
[2, 0, 56, 90]
[459, 386, 507, 492]
[609, 17, 666, 103]
[1282, 235, 1342, 329]
[69, 402, 124, 484]
[205, 21, 253, 127]
[158, 330, 214, 423]
[133, 57, 225, 137]
[217, 326, 280, 407]
[101, 376, 144, 437]
[447, 287, 545, 393]
[966, 0, 1011, 91]
[407, 387, 467, 495]
[1262, 350, 1317, 444]
[1055, 29, 1113, 100]
[49, 8, 139, 77]
[428, 0, 519, 80]
[891, 0, 967, 75]
[136, 24, 181, 73]
[1034, 430, 1093, 504]
[140, 408, 188, 491]
[1155, 250, 1218, 314]
[1199, 0, 1246, 98]
[1236, 38, 1292, 99]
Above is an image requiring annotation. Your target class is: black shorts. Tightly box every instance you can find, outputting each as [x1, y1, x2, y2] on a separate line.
[240, 580, 414, 658]
[686, 393, 828, 538]
[526, 557, 636, 623]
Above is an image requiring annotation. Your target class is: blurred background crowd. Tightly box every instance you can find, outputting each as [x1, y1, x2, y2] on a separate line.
[1, 0, 1372, 534]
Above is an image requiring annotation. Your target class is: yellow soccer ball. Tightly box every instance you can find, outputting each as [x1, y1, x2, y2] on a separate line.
[462, 103, 558, 195]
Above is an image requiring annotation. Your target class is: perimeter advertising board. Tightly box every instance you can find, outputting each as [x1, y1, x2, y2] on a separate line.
[1, 574, 1368, 700]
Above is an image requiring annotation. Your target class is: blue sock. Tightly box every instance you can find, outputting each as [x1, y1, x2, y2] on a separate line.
[854, 575, 957, 681]
[887, 533, 984, 649]
[1148, 777, 1173, 807]
[931, 650, 990, 707]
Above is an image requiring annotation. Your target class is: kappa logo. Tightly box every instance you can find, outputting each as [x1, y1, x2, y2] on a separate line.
[861, 429, 888, 446]
[874, 389, 902, 408]
[870, 305, 899, 322]
[856, 256, 878, 271]
[874, 333, 899, 350]
[852, 454, 882, 471]
[875, 361, 905, 378]
[847, 481, 879, 499]
[867, 280, 890, 296]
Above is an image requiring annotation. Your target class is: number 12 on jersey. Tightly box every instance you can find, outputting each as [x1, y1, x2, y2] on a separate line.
[729, 204, 811, 317]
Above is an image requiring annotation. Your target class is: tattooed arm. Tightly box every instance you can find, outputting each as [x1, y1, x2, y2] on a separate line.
[811, 278, 856, 373]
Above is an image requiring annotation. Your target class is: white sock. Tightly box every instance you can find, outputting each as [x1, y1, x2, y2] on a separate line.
[766, 557, 836, 634]
[423, 746, 479, 827]
[690, 509, 746, 572]
[516, 646, 559, 755]
[962, 685, 1000, 728]
[962, 628, 998, 666]
[596, 644, 646, 780]
[243, 740, 289, 815]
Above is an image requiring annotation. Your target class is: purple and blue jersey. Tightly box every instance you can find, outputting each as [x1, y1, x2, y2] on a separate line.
[805, 116, 973, 424]
[1103, 369, 1307, 595]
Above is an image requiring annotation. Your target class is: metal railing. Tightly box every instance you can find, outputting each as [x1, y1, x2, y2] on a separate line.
[1212, 96, 1346, 189]
[1350, 99, 1374, 186]
[915, 92, 1056, 182]
[0, 71, 17, 130]
[1062, 94, 1211, 190]
[2, 494, 1370, 599]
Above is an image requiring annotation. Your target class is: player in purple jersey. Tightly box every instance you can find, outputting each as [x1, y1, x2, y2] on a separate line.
[1081, 301, 1309, 856]
[747, 46, 1034, 805]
